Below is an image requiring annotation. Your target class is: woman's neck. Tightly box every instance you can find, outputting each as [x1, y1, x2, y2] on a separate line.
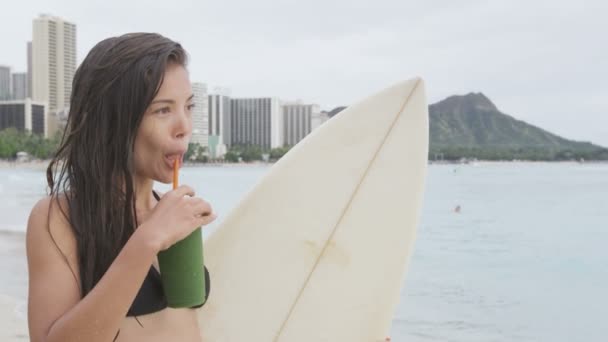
[133, 176, 156, 212]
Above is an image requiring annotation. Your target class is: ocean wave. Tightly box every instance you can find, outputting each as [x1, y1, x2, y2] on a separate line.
[0, 228, 26, 236]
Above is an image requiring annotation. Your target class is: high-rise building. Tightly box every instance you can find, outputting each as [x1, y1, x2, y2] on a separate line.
[208, 94, 231, 158]
[32, 14, 76, 137]
[281, 102, 322, 146]
[312, 110, 329, 131]
[0, 99, 47, 135]
[0, 66, 11, 101]
[11, 73, 27, 100]
[230, 97, 283, 150]
[191, 82, 209, 149]
[54, 107, 70, 135]
[27, 41, 33, 98]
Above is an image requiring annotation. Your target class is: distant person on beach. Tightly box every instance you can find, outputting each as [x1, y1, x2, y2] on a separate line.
[26, 33, 216, 341]
[454, 205, 461, 213]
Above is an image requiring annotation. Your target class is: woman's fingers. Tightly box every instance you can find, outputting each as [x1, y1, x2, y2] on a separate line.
[171, 185, 195, 198]
[197, 212, 217, 226]
[186, 197, 213, 218]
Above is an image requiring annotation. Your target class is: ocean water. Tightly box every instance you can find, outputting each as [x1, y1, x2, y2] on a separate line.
[0, 162, 606, 341]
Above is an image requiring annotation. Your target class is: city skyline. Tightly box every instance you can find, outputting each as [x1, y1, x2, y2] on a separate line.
[0, 15, 326, 154]
[1, 1, 607, 146]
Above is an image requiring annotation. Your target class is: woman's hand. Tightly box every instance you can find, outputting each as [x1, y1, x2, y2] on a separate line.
[140, 185, 216, 252]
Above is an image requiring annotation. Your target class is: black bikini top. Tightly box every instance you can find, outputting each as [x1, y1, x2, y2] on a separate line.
[126, 190, 210, 317]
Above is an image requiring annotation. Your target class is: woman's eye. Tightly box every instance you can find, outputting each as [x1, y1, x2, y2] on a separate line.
[187, 103, 196, 111]
[155, 107, 171, 114]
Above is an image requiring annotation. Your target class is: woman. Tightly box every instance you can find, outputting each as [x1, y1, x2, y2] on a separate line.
[26, 33, 216, 341]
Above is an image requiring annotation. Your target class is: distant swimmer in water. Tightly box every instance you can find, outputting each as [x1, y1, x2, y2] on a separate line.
[454, 205, 461, 213]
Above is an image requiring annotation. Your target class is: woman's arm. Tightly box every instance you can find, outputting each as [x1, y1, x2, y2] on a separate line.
[26, 196, 159, 342]
[27, 186, 214, 342]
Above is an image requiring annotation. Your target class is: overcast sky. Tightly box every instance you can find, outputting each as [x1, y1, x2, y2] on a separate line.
[1, 0, 606, 146]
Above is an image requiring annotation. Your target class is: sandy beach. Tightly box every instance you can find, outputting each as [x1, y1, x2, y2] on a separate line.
[0, 232, 29, 341]
[0, 294, 28, 341]
[0, 160, 50, 170]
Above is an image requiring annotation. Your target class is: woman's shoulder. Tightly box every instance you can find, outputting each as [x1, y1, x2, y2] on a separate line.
[28, 194, 72, 232]
[26, 195, 79, 277]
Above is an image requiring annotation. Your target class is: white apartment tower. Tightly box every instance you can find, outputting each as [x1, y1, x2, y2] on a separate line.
[32, 14, 76, 137]
[191, 82, 209, 148]
[208, 94, 231, 158]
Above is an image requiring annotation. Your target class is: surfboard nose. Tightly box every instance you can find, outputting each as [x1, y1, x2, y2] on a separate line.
[327, 77, 426, 123]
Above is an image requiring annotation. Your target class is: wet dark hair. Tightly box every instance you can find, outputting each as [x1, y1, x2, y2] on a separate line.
[46, 33, 188, 297]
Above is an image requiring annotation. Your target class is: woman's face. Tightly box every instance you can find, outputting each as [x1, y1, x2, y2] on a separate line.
[134, 63, 194, 184]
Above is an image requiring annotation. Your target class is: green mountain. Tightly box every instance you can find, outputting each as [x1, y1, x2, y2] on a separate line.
[429, 93, 608, 161]
[327, 106, 347, 118]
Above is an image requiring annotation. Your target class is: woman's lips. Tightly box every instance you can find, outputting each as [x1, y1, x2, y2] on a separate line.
[165, 154, 183, 169]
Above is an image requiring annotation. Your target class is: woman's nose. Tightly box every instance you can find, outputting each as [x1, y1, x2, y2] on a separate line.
[173, 108, 192, 140]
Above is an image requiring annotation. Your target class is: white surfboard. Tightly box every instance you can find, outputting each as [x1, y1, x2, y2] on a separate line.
[198, 78, 429, 341]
